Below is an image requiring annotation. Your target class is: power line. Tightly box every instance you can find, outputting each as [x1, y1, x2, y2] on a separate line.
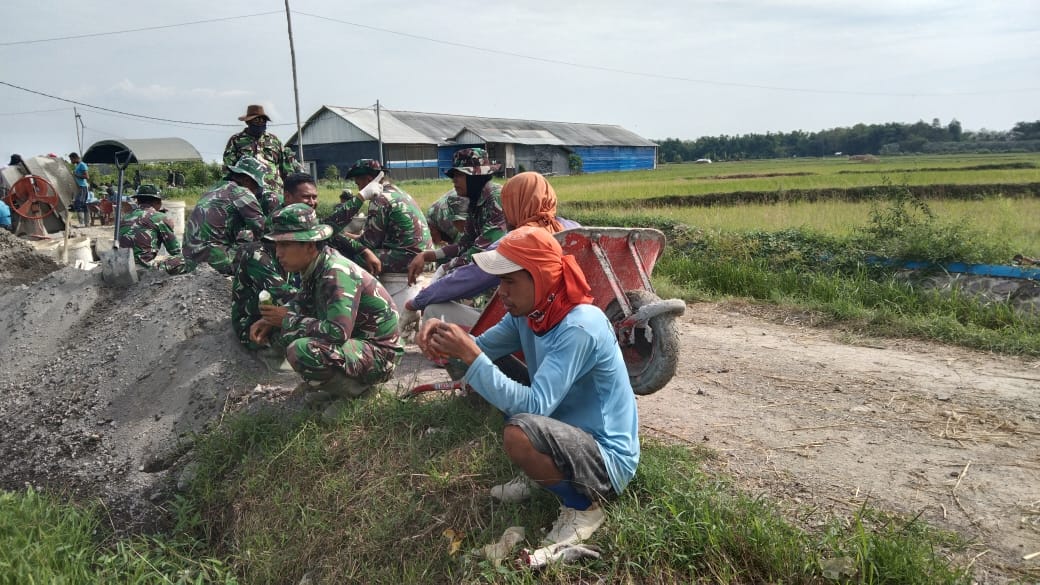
[0, 11, 282, 46]
[0, 107, 73, 116]
[294, 10, 1039, 98]
[0, 80, 295, 128]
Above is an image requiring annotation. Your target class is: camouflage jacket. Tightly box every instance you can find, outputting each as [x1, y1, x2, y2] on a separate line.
[259, 189, 284, 219]
[325, 183, 432, 274]
[183, 180, 266, 258]
[427, 190, 468, 244]
[230, 240, 299, 345]
[222, 131, 298, 192]
[117, 207, 182, 266]
[277, 248, 401, 355]
[440, 182, 506, 272]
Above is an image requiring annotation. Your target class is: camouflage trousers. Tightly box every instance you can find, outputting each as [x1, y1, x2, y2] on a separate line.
[184, 244, 237, 275]
[284, 337, 401, 386]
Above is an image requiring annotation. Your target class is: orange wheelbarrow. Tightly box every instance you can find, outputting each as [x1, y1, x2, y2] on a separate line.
[411, 227, 686, 397]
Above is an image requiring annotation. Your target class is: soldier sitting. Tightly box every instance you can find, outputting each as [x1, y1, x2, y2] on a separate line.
[249, 204, 403, 403]
[324, 159, 431, 330]
[183, 156, 268, 275]
[231, 172, 318, 351]
[117, 184, 188, 274]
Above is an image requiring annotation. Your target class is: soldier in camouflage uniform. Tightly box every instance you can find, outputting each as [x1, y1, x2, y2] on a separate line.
[183, 156, 268, 275]
[250, 204, 402, 399]
[407, 148, 506, 284]
[427, 190, 468, 246]
[230, 173, 317, 348]
[324, 159, 431, 275]
[118, 184, 188, 275]
[223, 104, 298, 193]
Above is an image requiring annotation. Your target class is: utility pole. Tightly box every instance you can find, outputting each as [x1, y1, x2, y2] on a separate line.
[284, 0, 304, 163]
[376, 100, 384, 164]
[73, 107, 83, 153]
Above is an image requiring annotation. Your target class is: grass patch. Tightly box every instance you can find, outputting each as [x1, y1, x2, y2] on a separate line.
[160, 394, 972, 584]
[0, 488, 236, 584]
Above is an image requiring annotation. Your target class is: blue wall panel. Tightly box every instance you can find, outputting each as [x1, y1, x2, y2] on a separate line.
[570, 146, 656, 173]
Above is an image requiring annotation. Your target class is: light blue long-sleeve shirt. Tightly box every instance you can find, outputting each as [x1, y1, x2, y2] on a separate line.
[464, 304, 640, 494]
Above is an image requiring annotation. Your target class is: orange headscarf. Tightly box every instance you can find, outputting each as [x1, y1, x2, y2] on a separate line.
[501, 172, 565, 233]
[496, 226, 593, 334]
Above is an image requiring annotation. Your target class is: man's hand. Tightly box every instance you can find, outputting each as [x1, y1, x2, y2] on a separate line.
[358, 172, 384, 201]
[258, 304, 289, 327]
[407, 252, 429, 285]
[362, 249, 382, 275]
[249, 320, 272, 345]
[419, 319, 481, 365]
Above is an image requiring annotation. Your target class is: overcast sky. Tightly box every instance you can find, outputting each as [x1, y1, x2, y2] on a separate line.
[2, 0, 1037, 163]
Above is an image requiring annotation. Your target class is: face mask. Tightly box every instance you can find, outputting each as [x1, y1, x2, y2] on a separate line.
[245, 123, 266, 137]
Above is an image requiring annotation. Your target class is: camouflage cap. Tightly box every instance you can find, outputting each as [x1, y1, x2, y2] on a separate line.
[228, 155, 270, 188]
[134, 184, 162, 198]
[344, 159, 384, 179]
[263, 203, 334, 242]
[445, 148, 500, 177]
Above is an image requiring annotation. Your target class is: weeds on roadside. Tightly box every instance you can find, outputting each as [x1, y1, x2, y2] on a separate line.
[0, 487, 236, 585]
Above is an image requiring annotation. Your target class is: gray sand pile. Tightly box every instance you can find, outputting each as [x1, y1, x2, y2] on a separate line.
[0, 229, 63, 285]
[0, 254, 442, 531]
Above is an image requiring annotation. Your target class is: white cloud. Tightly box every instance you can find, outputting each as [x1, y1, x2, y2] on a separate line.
[112, 79, 251, 100]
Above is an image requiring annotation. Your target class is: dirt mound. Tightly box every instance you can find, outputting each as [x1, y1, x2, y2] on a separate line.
[0, 229, 62, 285]
[0, 263, 304, 530]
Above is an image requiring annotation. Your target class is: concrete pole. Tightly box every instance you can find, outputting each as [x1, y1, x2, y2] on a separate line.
[285, 0, 305, 163]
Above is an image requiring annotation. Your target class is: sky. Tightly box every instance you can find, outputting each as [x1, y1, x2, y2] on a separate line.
[1, 0, 1037, 163]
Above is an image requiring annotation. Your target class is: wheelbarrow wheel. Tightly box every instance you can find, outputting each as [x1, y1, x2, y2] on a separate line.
[606, 290, 681, 396]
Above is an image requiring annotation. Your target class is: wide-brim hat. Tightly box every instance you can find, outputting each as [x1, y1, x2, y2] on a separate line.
[444, 147, 501, 177]
[134, 184, 162, 199]
[228, 155, 269, 188]
[238, 104, 271, 122]
[263, 203, 334, 242]
[345, 158, 384, 179]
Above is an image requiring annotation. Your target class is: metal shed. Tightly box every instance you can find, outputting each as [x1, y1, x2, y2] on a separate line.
[82, 137, 202, 164]
[288, 107, 657, 180]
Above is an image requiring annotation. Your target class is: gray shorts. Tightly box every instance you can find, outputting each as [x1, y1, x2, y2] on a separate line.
[508, 413, 616, 502]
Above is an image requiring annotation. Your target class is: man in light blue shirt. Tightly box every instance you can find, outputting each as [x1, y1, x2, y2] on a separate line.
[69, 152, 89, 226]
[0, 198, 11, 231]
[418, 226, 639, 548]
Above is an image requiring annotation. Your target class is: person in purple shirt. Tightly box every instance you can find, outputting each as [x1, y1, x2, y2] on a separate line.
[406, 172, 578, 329]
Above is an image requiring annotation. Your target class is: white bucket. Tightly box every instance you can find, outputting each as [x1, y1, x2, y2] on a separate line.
[163, 200, 186, 240]
[60, 236, 94, 265]
[378, 273, 421, 310]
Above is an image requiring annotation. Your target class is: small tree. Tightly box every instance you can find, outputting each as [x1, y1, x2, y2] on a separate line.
[324, 164, 340, 182]
[567, 153, 583, 175]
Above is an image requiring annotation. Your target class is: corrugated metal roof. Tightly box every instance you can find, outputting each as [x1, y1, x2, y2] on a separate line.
[82, 138, 202, 164]
[296, 106, 655, 148]
[327, 107, 436, 144]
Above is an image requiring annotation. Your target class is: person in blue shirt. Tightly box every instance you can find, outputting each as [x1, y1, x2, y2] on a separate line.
[418, 226, 640, 548]
[69, 152, 90, 227]
[0, 197, 11, 231]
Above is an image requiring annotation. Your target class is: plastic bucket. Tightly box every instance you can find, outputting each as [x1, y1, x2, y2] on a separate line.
[163, 200, 186, 239]
[60, 236, 93, 265]
[378, 272, 420, 312]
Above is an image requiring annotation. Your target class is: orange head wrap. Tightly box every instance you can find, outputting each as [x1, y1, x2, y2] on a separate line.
[491, 226, 593, 334]
[501, 172, 565, 233]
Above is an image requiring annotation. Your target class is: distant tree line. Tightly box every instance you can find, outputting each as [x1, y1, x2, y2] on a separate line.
[655, 120, 1040, 162]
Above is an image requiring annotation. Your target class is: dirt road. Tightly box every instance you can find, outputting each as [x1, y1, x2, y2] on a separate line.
[624, 302, 1039, 582]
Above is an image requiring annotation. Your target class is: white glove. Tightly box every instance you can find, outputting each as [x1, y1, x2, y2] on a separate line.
[521, 543, 601, 568]
[359, 172, 385, 201]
